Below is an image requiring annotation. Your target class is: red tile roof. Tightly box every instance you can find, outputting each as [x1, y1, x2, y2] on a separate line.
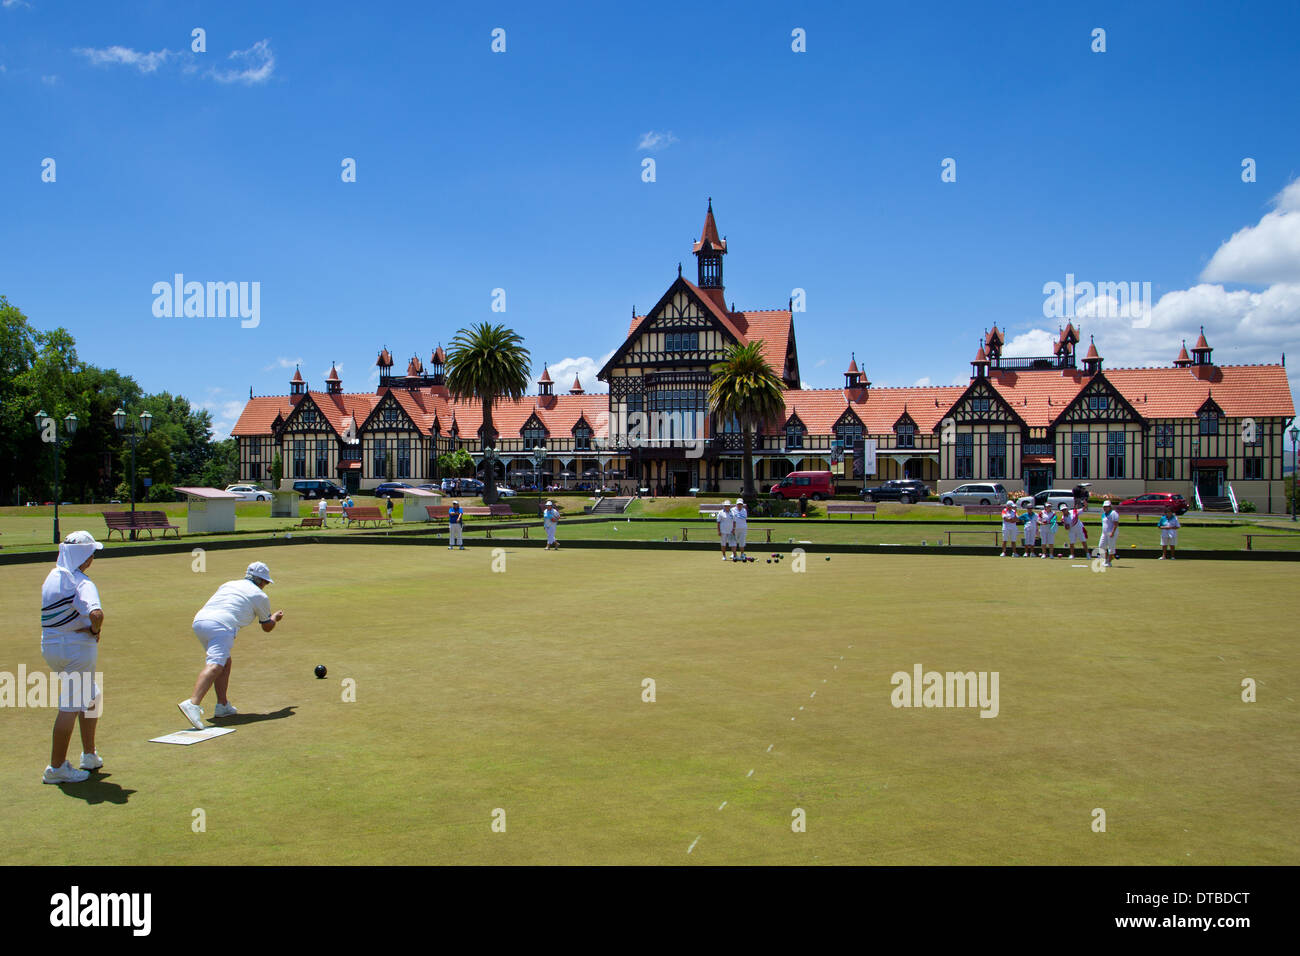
[767, 385, 967, 435]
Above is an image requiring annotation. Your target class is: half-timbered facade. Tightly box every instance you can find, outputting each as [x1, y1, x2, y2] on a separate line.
[231, 203, 1294, 510]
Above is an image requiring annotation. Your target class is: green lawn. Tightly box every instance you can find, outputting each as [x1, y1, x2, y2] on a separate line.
[1, 545, 1295, 864]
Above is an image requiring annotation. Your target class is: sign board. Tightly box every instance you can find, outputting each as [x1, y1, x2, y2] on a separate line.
[853, 439, 878, 477]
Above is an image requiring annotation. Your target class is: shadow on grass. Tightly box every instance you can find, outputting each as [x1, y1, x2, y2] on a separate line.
[208, 705, 297, 727]
[58, 772, 136, 805]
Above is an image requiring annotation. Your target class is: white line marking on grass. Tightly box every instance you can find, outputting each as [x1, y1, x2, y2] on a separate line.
[687, 836, 700, 854]
[1070, 564, 1089, 568]
[746, 769, 754, 778]
[766, 744, 773, 752]
[718, 801, 727, 810]
[810, 692, 816, 698]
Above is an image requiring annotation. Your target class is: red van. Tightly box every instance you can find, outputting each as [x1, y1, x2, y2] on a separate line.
[769, 471, 835, 500]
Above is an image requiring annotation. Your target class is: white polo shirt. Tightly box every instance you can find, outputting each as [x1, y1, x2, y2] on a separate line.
[716, 508, 734, 536]
[1102, 510, 1119, 537]
[40, 568, 101, 642]
[194, 579, 273, 631]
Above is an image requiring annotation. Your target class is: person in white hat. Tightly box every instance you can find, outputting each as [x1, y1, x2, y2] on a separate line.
[39, 531, 106, 784]
[542, 500, 560, 550]
[1097, 501, 1119, 567]
[448, 500, 465, 550]
[178, 561, 284, 729]
[716, 500, 735, 561]
[730, 499, 749, 562]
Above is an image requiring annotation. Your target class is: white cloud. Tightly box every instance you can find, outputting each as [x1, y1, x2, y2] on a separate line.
[637, 130, 679, 152]
[1003, 328, 1056, 357]
[209, 39, 274, 85]
[813, 358, 827, 368]
[912, 376, 932, 387]
[75, 45, 176, 73]
[540, 350, 614, 393]
[1202, 180, 1300, 285]
[3, 0, 32, 8]
[263, 356, 303, 372]
[201, 400, 247, 442]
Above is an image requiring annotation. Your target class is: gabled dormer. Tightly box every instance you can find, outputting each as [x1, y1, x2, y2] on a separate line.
[1055, 373, 1142, 426]
[1197, 393, 1223, 435]
[942, 377, 1024, 428]
[521, 412, 548, 449]
[894, 409, 917, 448]
[783, 410, 806, 449]
[572, 414, 593, 450]
[833, 408, 864, 443]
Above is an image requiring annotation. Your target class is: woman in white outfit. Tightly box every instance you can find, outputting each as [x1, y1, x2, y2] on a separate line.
[39, 531, 106, 784]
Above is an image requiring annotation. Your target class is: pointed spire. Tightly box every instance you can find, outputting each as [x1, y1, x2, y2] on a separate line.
[377, 348, 393, 367]
[432, 345, 446, 365]
[1193, 325, 1210, 351]
[1174, 340, 1191, 366]
[1084, 336, 1100, 361]
[569, 375, 584, 395]
[538, 365, 552, 384]
[694, 197, 726, 253]
[326, 363, 340, 382]
[291, 364, 304, 384]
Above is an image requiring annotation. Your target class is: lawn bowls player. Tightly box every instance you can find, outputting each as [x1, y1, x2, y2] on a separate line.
[716, 500, 735, 560]
[39, 531, 106, 784]
[543, 500, 560, 550]
[178, 561, 284, 729]
[1158, 505, 1180, 560]
[448, 499, 465, 550]
[1000, 502, 1019, 557]
[730, 499, 749, 561]
[1063, 502, 1088, 559]
[1021, 502, 1037, 556]
[1097, 500, 1120, 567]
[1036, 505, 1055, 558]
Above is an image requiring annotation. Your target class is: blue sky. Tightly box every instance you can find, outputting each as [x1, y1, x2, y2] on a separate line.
[3, 0, 1298, 438]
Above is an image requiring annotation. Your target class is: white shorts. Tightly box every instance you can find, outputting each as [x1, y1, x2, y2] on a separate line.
[1160, 530, 1178, 546]
[1022, 524, 1036, 545]
[193, 618, 237, 668]
[1068, 525, 1086, 544]
[1001, 524, 1018, 543]
[733, 527, 747, 548]
[545, 524, 557, 544]
[1098, 532, 1116, 553]
[1039, 528, 1055, 546]
[40, 637, 100, 713]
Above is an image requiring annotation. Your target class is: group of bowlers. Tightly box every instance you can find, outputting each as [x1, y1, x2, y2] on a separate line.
[999, 499, 1181, 564]
[715, 498, 752, 562]
[37, 530, 285, 784]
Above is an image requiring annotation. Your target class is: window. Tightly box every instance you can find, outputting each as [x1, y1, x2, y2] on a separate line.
[314, 439, 328, 478]
[722, 459, 742, 480]
[1242, 458, 1263, 480]
[1155, 424, 1174, 448]
[988, 433, 1006, 479]
[574, 423, 592, 451]
[1071, 433, 1090, 479]
[836, 420, 863, 445]
[1199, 413, 1219, 435]
[1087, 395, 1109, 412]
[248, 438, 262, 461]
[955, 433, 974, 478]
[970, 397, 990, 414]
[397, 438, 410, 478]
[1107, 431, 1126, 479]
[896, 423, 915, 449]
[292, 440, 306, 478]
[786, 423, 804, 449]
[300, 407, 319, 425]
[523, 423, 547, 449]
[664, 331, 699, 352]
[1155, 459, 1174, 480]
[648, 389, 704, 439]
[720, 414, 741, 433]
[373, 439, 387, 477]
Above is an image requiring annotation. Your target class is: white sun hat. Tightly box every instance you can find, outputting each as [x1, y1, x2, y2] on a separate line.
[246, 561, 274, 584]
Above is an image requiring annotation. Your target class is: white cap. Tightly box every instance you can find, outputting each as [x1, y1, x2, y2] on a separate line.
[722, 499, 731, 506]
[1103, 500, 1112, 507]
[546, 500, 553, 506]
[246, 561, 274, 584]
[64, 530, 104, 551]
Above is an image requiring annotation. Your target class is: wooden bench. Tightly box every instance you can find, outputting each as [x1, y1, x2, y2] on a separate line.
[962, 505, 1004, 520]
[343, 506, 391, 528]
[463, 504, 514, 517]
[1243, 533, 1300, 551]
[826, 502, 877, 519]
[945, 530, 1000, 546]
[102, 510, 181, 540]
[698, 504, 725, 516]
[298, 516, 324, 529]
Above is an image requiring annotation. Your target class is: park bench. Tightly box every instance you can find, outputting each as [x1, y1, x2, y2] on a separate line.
[297, 516, 324, 529]
[102, 510, 181, 540]
[343, 506, 391, 528]
[962, 505, 1004, 520]
[698, 503, 725, 516]
[826, 502, 877, 519]
[945, 529, 1000, 546]
[462, 504, 514, 517]
[1243, 533, 1299, 551]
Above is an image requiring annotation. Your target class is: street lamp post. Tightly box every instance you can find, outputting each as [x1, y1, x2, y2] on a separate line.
[113, 408, 154, 540]
[1290, 426, 1298, 521]
[36, 410, 78, 544]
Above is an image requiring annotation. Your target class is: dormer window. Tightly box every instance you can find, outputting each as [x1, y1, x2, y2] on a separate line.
[523, 422, 547, 449]
[382, 405, 399, 426]
[896, 423, 915, 448]
[1199, 412, 1219, 435]
[665, 331, 699, 352]
[971, 397, 991, 414]
[835, 419, 863, 445]
[785, 422, 804, 449]
[1087, 395, 1109, 412]
[574, 422, 592, 451]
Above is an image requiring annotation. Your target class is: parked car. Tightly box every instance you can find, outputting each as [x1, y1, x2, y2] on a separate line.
[495, 486, 517, 497]
[940, 483, 1009, 506]
[292, 479, 346, 499]
[1119, 492, 1189, 515]
[861, 479, 930, 504]
[459, 478, 485, 495]
[1015, 488, 1085, 511]
[225, 484, 272, 501]
[374, 482, 414, 498]
[769, 470, 835, 500]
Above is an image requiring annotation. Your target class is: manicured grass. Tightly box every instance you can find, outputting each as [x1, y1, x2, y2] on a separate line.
[1, 545, 1295, 864]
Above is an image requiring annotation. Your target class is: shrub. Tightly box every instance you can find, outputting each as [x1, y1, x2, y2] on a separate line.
[1239, 501, 1257, 513]
[146, 482, 175, 502]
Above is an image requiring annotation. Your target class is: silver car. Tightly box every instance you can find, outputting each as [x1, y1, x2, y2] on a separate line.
[1016, 487, 1083, 511]
[940, 483, 1009, 506]
[224, 484, 271, 501]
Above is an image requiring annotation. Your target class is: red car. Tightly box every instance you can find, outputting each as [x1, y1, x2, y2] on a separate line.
[1119, 492, 1188, 515]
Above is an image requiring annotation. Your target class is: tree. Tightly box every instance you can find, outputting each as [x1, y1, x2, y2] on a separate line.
[444, 323, 531, 504]
[437, 448, 474, 478]
[199, 438, 240, 489]
[271, 452, 283, 487]
[708, 342, 787, 509]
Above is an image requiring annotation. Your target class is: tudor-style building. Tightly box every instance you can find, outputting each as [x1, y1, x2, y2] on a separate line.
[231, 203, 1295, 511]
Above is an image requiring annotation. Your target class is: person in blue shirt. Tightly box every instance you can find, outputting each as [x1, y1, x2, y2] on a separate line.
[1158, 506, 1180, 560]
[448, 500, 465, 550]
[543, 500, 560, 550]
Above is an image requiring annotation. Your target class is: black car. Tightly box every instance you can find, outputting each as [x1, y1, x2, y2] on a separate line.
[861, 479, 929, 504]
[374, 482, 414, 498]
[292, 479, 347, 499]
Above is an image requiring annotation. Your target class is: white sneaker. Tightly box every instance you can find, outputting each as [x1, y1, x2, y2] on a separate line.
[178, 699, 205, 730]
[43, 761, 90, 784]
[214, 702, 238, 718]
[79, 751, 103, 771]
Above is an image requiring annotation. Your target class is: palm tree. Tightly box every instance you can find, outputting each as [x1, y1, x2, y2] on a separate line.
[445, 323, 531, 505]
[708, 342, 787, 509]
